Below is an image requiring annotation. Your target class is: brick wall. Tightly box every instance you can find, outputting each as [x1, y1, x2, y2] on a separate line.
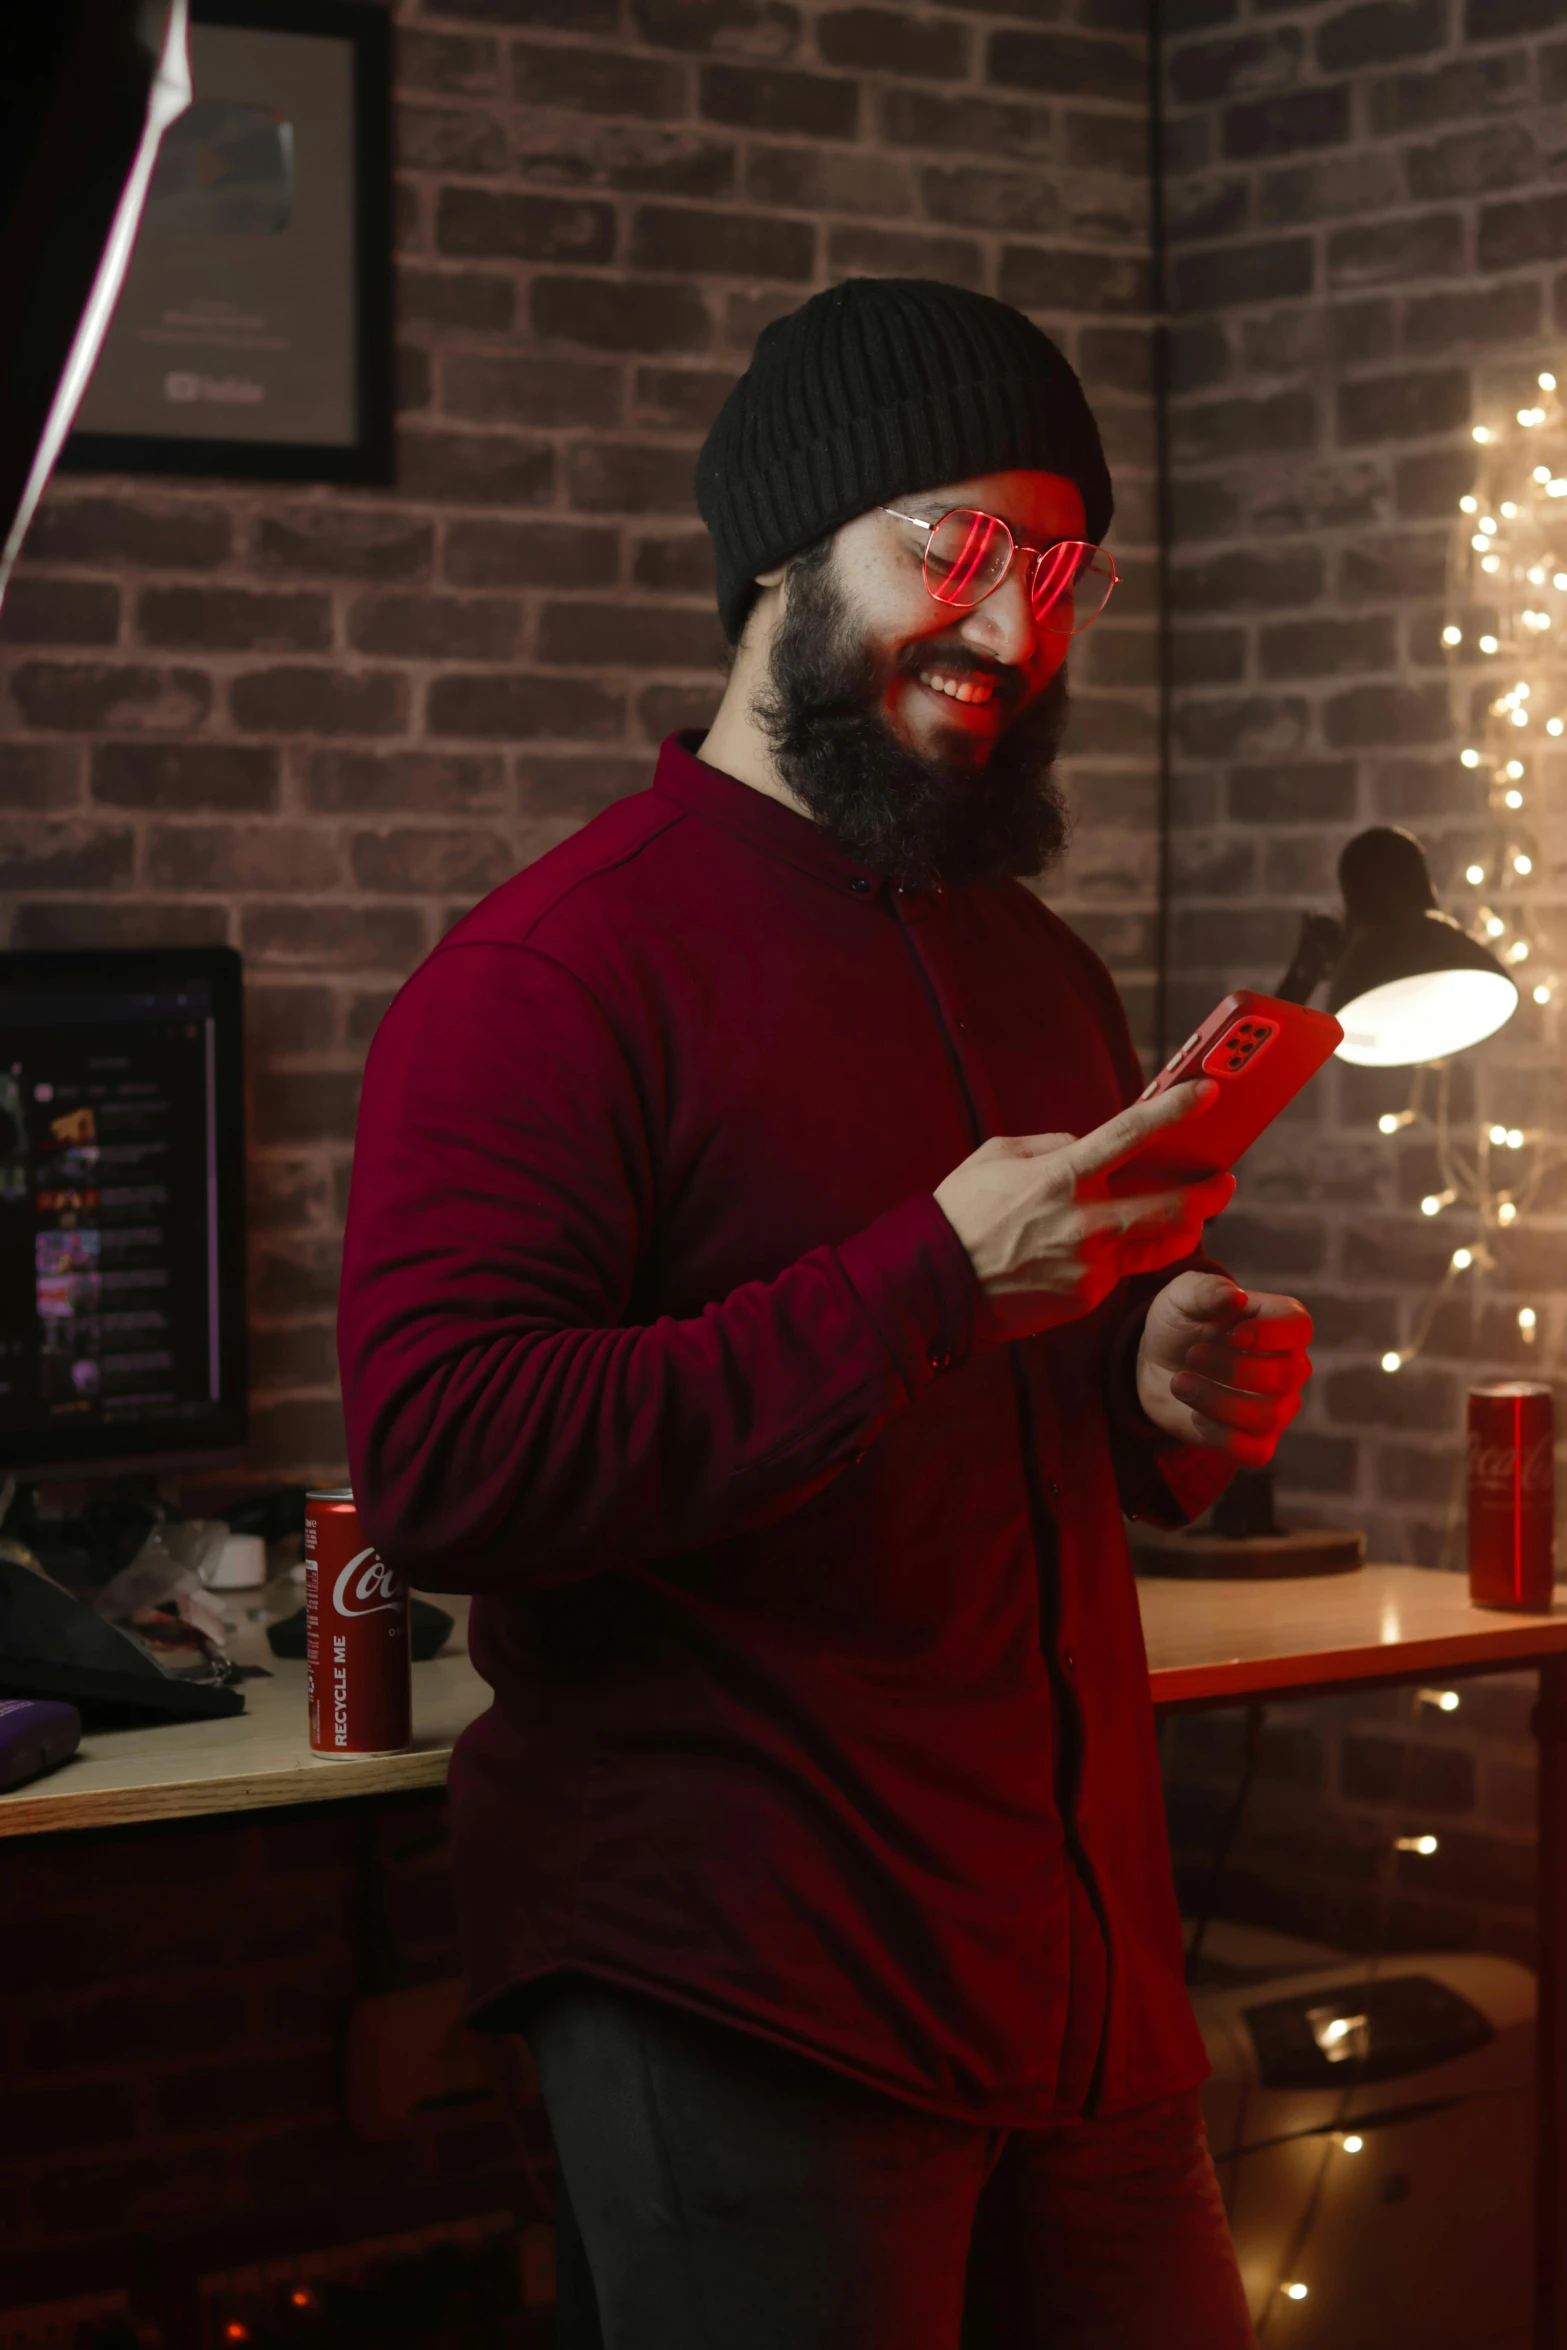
[0, 0, 1161, 1491]
[1162, 0, 1567, 1566]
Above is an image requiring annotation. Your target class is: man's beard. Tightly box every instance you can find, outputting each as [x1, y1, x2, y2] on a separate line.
[752, 545, 1072, 892]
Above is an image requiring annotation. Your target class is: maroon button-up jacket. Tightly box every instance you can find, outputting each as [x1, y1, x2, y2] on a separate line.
[339, 733, 1234, 2126]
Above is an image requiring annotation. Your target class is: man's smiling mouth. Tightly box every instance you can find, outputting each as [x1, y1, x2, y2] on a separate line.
[917, 669, 997, 706]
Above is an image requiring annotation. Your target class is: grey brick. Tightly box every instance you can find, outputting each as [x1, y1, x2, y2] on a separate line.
[1173, 236, 1315, 310]
[1222, 86, 1352, 161]
[1337, 368, 1470, 444]
[1326, 211, 1465, 285]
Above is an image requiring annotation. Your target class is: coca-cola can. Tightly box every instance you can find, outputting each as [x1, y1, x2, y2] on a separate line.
[305, 1487, 411, 1756]
[1467, 1382, 1556, 1611]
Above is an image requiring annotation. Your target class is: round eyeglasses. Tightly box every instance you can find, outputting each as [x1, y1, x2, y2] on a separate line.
[881, 507, 1118, 637]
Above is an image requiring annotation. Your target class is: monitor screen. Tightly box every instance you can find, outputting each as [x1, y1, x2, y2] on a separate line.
[0, 946, 246, 1477]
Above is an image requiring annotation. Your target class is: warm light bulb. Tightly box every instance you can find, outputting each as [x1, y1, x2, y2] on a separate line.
[1419, 1688, 1461, 1711]
[1483, 554, 1502, 572]
[1556, 574, 1567, 590]
[1536, 466, 1553, 484]
[1486, 915, 1506, 936]
[1452, 1247, 1473, 1269]
[1461, 494, 1479, 513]
[1461, 747, 1482, 766]
[1499, 1198, 1519, 1225]
[1521, 1306, 1538, 1337]
[1479, 633, 1499, 652]
[1513, 708, 1530, 726]
[1335, 971, 1519, 1067]
[1509, 941, 1531, 963]
[1535, 983, 1552, 1005]
[1474, 426, 1492, 443]
[1515, 852, 1533, 874]
[1341, 2134, 1365, 2153]
[1396, 1834, 1439, 1856]
[1466, 863, 1486, 883]
[1471, 534, 1490, 553]
[1542, 372, 1558, 391]
[1508, 1127, 1525, 1146]
[1489, 1123, 1509, 1143]
[1502, 499, 1521, 515]
[1442, 624, 1463, 645]
[1283, 2283, 1309, 2302]
[1421, 1190, 1456, 1215]
[1505, 758, 1525, 777]
[1529, 565, 1548, 584]
[1382, 1350, 1404, 1372]
[1480, 517, 1497, 535]
[1549, 718, 1565, 735]
[1506, 788, 1525, 807]
[1551, 480, 1567, 496]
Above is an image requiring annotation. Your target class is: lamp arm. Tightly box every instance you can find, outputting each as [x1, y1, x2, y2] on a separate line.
[1273, 911, 1343, 1005]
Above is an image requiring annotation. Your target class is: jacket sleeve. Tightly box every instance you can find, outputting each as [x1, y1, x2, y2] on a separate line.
[338, 938, 976, 1592]
[1065, 932, 1239, 1530]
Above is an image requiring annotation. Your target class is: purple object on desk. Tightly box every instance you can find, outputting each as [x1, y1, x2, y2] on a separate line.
[0, 1697, 81, 1791]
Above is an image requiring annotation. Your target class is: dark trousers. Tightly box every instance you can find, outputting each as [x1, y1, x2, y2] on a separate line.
[508, 1978, 1257, 2350]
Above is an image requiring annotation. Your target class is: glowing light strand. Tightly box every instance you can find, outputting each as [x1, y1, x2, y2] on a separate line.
[1377, 373, 1567, 1393]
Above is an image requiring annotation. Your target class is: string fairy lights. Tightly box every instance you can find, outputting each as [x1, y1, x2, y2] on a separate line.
[1375, 370, 1567, 1378]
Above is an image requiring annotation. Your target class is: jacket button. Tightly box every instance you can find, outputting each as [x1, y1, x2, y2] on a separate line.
[849, 876, 872, 896]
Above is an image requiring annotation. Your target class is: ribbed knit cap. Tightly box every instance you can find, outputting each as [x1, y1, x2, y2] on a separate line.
[696, 277, 1113, 643]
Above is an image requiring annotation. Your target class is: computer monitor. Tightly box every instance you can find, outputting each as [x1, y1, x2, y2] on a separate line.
[0, 945, 247, 1479]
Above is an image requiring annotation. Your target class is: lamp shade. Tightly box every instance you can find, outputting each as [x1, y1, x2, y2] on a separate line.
[1327, 828, 1518, 1068]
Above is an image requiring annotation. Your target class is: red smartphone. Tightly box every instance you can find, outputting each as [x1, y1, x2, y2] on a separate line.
[1108, 990, 1343, 1191]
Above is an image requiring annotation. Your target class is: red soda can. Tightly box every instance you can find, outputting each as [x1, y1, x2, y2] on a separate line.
[1467, 1382, 1556, 1610]
[305, 1487, 411, 1756]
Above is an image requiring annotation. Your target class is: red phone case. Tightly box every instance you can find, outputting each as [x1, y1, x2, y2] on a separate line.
[1108, 990, 1343, 1190]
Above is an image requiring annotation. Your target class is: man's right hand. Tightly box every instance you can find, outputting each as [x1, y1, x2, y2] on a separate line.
[932, 1080, 1236, 1347]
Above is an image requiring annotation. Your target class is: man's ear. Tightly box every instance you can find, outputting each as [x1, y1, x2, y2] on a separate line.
[755, 561, 787, 590]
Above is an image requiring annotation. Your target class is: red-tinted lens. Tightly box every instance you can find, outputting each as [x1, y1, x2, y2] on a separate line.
[923, 509, 1012, 606]
[1031, 542, 1117, 635]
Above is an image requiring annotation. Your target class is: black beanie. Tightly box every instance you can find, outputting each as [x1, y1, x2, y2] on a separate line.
[695, 277, 1113, 644]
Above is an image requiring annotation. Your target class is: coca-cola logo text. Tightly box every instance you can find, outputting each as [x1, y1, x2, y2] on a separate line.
[332, 1545, 404, 1618]
[1468, 1433, 1555, 1495]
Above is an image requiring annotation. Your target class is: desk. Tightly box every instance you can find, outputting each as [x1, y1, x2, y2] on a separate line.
[0, 1589, 485, 1840]
[5, 1567, 1566, 2343]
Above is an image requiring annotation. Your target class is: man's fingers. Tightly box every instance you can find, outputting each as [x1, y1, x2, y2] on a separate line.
[1180, 1414, 1282, 1468]
[1222, 1294, 1314, 1351]
[1170, 1371, 1303, 1436]
[1185, 1343, 1313, 1397]
[1064, 1079, 1220, 1181]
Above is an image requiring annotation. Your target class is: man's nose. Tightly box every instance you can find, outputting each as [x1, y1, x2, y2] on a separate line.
[957, 561, 1038, 668]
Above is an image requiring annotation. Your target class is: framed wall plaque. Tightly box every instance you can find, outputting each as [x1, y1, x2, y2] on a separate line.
[61, 0, 392, 485]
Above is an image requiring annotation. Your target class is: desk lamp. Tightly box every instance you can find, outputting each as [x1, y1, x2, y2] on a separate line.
[1135, 825, 1518, 1580]
[1273, 826, 1518, 1062]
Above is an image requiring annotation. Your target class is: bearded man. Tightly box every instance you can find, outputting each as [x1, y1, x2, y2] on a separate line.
[339, 278, 1312, 2349]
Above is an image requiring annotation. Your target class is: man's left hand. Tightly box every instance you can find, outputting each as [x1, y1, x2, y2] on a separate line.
[1135, 1270, 1312, 1464]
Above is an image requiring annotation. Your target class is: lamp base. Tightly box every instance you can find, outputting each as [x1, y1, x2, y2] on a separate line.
[1130, 1524, 1365, 1580]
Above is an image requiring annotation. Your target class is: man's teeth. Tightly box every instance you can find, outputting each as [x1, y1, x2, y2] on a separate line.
[919, 670, 994, 705]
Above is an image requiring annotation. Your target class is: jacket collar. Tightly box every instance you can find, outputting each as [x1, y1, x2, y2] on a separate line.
[652, 732, 888, 902]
